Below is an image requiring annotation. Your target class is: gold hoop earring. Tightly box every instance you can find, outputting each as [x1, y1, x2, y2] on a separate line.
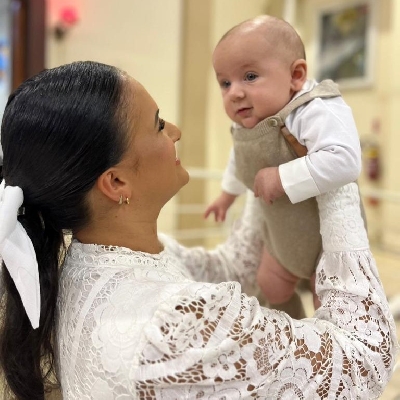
[118, 195, 123, 205]
[125, 197, 130, 205]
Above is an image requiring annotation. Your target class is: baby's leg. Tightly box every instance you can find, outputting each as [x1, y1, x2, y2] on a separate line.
[257, 247, 306, 319]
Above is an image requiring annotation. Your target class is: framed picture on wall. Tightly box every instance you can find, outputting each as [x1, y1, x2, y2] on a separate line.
[315, 0, 377, 89]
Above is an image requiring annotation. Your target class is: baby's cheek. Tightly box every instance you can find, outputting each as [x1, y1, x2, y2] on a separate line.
[224, 103, 234, 118]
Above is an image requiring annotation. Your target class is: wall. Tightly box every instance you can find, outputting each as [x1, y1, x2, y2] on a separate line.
[45, 0, 183, 232]
[200, 0, 400, 251]
[44, 0, 400, 249]
[0, 0, 11, 134]
[295, 0, 400, 248]
[205, 0, 269, 181]
[175, 0, 268, 246]
[380, 0, 400, 249]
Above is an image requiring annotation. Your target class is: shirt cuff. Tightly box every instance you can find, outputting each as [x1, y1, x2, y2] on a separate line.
[221, 177, 247, 196]
[279, 158, 320, 203]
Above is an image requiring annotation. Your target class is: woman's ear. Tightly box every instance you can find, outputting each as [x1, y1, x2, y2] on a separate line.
[290, 59, 307, 92]
[96, 168, 128, 203]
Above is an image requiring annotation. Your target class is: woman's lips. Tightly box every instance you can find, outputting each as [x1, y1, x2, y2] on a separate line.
[175, 144, 181, 165]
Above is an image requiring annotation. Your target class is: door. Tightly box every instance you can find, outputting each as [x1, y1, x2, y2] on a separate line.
[0, 0, 45, 168]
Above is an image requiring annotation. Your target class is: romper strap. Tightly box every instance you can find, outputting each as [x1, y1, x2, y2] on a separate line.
[279, 79, 341, 121]
[280, 126, 308, 157]
[279, 80, 341, 158]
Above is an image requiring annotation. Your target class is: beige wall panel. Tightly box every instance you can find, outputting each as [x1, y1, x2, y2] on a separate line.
[45, 0, 183, 233]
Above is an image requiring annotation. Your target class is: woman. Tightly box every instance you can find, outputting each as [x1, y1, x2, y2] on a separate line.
[0, 61, 397, 399]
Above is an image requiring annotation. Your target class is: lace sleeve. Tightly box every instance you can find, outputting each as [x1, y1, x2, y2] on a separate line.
[161, 192, 263, 294]
[135, 266, 395, 399]
[135, 184, 398, 398]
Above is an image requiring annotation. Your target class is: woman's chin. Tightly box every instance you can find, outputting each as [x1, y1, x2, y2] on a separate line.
[175, 164, 190, 188]
[181, 168, 190, 186]
[167, 168, 190, 201]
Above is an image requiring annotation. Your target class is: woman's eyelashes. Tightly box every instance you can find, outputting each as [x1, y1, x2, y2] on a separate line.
[158, 118, 165, 131]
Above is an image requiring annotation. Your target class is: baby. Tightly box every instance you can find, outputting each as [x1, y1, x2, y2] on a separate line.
[205, 15, 363, 318]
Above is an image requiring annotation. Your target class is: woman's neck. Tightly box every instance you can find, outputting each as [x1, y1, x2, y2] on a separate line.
[75, 219, 163, 254]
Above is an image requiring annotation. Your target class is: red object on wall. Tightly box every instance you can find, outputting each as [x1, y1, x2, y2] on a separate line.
[60, 7, 79, 27]
[54, 6, 79, 40]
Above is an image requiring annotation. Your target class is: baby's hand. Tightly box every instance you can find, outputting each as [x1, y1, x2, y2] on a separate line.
[204, 192, 237, 222]
[254, 167, 285, 205]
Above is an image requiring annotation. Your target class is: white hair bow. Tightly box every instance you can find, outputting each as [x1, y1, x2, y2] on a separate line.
[0, 180, 41, 329]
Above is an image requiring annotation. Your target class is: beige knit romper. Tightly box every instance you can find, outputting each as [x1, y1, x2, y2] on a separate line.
[232, 80, 341, 279]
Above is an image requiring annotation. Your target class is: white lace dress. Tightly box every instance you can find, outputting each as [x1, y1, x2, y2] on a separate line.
[56, 184, 398, 399]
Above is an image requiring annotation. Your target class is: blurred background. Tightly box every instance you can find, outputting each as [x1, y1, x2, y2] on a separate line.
[0, 0, 399, 397]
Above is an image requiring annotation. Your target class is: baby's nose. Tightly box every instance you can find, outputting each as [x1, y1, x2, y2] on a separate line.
[229, 83, 245, 99]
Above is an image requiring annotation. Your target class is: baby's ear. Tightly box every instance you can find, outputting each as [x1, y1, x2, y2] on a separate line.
[290, 59, 307, 91]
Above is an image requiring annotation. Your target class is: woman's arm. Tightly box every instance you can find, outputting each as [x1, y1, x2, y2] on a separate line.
[146, 185, 398, 399]
[136, 246, 397, 399]
[161, 191, 263, 294]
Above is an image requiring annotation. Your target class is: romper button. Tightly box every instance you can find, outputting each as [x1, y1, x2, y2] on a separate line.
[268, 118, 278, 127]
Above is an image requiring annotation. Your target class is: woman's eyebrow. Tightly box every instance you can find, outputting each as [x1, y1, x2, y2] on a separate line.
[154, 109, 159, 128]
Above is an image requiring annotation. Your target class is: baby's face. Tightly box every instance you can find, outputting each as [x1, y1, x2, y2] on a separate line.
[213, 31, 296, 129]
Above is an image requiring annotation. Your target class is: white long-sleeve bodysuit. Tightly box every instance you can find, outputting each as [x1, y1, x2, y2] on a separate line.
[222, 79, 362, 204]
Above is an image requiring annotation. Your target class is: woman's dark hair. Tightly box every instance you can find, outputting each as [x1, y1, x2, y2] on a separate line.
[0, 61, 129, 399]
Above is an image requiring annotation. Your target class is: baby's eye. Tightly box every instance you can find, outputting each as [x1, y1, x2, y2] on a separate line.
[158, 118, 165, 131]
[219, 80, 231, 89]
[245, 72, 258, 81]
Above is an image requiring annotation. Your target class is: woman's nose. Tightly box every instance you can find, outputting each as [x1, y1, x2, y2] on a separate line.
[167, 122, 181, 142]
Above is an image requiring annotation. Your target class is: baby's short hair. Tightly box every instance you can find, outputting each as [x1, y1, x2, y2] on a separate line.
[219, 15, 306, 62]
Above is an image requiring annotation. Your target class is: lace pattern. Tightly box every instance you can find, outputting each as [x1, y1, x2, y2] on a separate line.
[56, 186, 398, 399]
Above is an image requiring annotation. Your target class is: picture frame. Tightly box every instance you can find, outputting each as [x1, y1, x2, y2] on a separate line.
[314, 0, 377, 89]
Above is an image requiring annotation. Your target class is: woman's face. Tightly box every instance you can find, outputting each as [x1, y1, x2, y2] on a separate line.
[120, 78, 189, 208]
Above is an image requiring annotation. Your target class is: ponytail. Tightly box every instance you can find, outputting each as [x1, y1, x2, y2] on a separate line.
[0, 208, 63, 399]
[0, 61, 128, 399]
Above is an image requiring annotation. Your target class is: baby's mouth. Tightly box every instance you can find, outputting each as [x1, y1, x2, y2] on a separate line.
[236, 107, 252, 116]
